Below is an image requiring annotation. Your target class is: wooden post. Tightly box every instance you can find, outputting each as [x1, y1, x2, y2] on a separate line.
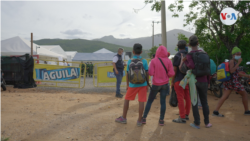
[31, 33, 33, 57]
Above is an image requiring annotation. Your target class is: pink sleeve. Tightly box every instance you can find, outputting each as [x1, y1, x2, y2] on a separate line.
[148, 60, 155, 76]
[184, 54, 195, 69]
[167, 60, 175, 77]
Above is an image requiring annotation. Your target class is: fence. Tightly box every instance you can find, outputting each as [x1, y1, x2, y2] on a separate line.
[93, 61, 127, 87]
[33, 59, 86, 88]
[93, 60, 154, 87]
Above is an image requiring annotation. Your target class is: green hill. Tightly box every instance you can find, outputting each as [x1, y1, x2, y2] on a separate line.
[34, 39, 149, 58]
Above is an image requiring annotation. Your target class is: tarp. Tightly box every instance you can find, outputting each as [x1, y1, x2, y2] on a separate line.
[73, 52, 130, 61]
[1, 54, 37, 88]
[65, 51, 77, 59]
[93, 48, 114, 53]
[40, 45, 67, 59]
[73, 53, 117, 61]
[1, 36, 65, 59]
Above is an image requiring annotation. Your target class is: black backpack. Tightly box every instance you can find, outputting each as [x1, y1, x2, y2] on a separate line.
[189, 51, 210, 76]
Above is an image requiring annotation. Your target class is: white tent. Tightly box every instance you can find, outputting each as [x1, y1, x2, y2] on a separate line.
[93, 48, 114, 53]
[1, 36, 66, 60]
[65, 51, 77, 59]
[40, 45, 67, 59]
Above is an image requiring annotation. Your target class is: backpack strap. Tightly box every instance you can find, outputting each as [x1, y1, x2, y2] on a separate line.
[158, 58, 168, 74]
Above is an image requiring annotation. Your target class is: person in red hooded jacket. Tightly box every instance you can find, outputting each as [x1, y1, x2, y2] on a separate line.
[141, 45, 175, 126]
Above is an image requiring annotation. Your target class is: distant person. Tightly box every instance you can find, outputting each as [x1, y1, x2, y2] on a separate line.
[112, 48, 126, 98]
[142, 45, 174, 126]
[1, 69, 6, 91]
[115, 43, 149, 127]
[183, 35, 212, 129]
[213, 47, 250, 116]
[63, 60, 67, 66]
[86, 62, 90, 77]
[89, 62, 93, 77]
[171, 40, 191, 124]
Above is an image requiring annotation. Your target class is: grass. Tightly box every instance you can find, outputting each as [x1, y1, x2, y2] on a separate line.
[1, 137, 10, 141]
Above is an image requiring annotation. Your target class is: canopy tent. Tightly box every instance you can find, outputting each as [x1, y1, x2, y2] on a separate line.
[73, 53, 117, 61]
[1, 36, 66, 60]
[40, 45, 67, 59]
[73, 52, 130, 62]
[65, 51, 77, 59]
[93, 48, 114, 53]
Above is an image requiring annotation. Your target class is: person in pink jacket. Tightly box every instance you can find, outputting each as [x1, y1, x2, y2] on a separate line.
[141, 45, 175, 126]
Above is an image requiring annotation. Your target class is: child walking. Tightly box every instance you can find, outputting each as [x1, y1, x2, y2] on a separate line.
[115, 43, 149, 127]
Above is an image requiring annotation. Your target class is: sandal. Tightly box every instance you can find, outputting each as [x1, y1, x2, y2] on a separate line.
[212, 111, 224, 117]
[206, 123, 212, 128]
[172, 117, 186, 124]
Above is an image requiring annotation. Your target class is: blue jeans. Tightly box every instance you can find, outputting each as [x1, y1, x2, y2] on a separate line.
[114, 71, 123, 95]
[143, 83, 170, 120]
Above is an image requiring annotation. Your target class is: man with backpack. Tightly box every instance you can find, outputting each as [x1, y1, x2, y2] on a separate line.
[115, 43, 149, 126]
[112, 48, 126, 98]
[171, 40, 191, 124]
[183, 35, 212, 129]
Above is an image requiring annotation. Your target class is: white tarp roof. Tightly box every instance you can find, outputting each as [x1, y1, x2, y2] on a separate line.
[65, 51, 77, 59]
[73, 53, 129, 61]
[40, 45, 67, 58]
[93, 48, 114, 53]
[1, 36, 66, 59]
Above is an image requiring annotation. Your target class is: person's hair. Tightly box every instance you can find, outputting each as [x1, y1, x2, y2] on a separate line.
[152, 54, 155, 58]
[133, 43, 142, 54]
[118, 48, 124, 52]
[177, 40, 186, 49]
[189, 35, 198, 47]
[189, 41, 198, 47]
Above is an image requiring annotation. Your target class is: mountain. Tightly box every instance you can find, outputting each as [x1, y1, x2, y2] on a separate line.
[33, 38, 149, 58]
[94, 29, 194, 54]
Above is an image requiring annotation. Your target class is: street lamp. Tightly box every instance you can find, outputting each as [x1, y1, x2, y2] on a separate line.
[36, 46, 40, 54]
[161, 0, 167, 48]
[152, 21, 160, 48]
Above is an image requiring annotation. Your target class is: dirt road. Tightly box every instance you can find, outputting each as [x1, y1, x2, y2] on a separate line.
[1, 87, 250, 141]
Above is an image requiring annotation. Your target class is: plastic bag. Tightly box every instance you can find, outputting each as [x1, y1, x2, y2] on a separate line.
[169, 87, 178, 107]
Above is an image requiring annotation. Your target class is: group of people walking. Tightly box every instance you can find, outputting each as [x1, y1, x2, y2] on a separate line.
[81, 62, 93, 77]
[113, 35, 250, 128]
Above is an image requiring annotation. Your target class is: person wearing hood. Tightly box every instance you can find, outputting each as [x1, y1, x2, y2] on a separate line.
[141, 45, 175, 126]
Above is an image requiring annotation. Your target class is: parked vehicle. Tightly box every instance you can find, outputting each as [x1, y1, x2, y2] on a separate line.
[238, 62, 250, 94]
[0, 69, 6, 91]
[208, 73, 223, 98]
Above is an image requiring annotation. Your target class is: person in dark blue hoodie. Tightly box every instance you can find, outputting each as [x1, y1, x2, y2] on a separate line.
[112, 48, 126, 98]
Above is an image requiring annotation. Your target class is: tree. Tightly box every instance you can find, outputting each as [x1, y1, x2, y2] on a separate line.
[146, 0, 250, 66]
[170, 0, 250, 65]
[148, 46, 158, 58]
[175, 33, 189, 52]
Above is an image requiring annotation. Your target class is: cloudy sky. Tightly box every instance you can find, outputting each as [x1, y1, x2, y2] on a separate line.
[1, 0, 194, 41]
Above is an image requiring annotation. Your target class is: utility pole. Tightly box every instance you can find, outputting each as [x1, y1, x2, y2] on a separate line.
[31, 33, 33, 57]
[161, 0, 167, 48]
[152, 21, 160, 48]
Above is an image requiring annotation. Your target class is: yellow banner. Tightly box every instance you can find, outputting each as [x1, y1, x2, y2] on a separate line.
[97, 66, 127, 83]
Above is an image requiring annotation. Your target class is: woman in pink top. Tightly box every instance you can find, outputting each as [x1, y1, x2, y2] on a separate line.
[141, 45, 175, 126]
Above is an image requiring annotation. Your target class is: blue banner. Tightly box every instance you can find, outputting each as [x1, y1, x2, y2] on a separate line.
[107, 71, 125, 78]
[35, 67, 80, 81]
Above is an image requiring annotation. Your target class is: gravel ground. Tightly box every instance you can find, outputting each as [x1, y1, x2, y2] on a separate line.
[36, 77, 127, 94]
